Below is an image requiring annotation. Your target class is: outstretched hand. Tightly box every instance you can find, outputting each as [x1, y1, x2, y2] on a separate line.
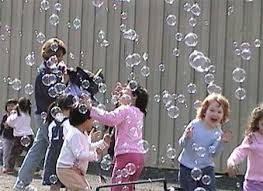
[103, 134, 111, 147]
[226, 161, 239, 177]
[184, 126, 193, 139]
[111, 82, 123, 98]
[221, 129, 232, 143]
[90, 128, 103, 142]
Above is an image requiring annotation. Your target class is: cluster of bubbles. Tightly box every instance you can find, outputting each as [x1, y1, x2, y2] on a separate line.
[189, 50, 211, 73]
[3, 77, 34, 95]
[113, 163, 137, 185]
[233, 41, 253, 61]
[231, 44, 248, 101]
[165, 1, 201, 28]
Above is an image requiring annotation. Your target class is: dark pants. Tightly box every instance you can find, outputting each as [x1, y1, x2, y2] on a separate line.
[8, 135, 33, 169]
[179, 163, 216, 191]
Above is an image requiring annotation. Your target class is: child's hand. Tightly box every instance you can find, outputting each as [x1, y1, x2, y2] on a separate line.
[111, 82, 123, 97]
[184, 127, 193, 139]
[221, 129, 232, 143]
[96, 148, 103, 155]
[226, 161, 238, 177]
[3, 123, 9, 128]
[103, 134, 111, 147]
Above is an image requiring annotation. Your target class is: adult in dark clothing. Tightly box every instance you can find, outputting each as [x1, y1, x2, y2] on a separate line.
[14, 38, 66, 189]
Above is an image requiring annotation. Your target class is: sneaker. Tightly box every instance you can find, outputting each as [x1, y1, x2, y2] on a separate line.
[13, 180, 26, 191]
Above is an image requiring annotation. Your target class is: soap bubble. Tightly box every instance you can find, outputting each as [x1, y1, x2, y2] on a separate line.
[24, 84, 34, 95]
[167, 106, 180, 119]
[138, 140, 149, 154]
[191, 167, 202, 181]
[201, 174, 211, 185]
[49, 174, 58, 184]
[166, 14, 177, 26]
[184, 32, 198, 47]
[20, 136, 31, 147]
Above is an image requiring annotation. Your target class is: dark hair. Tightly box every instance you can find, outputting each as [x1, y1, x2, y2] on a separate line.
[46, 95, 74, 124]
[41, 38, 66, 60]
[245, 105, 263, 136]
[17, 97, 31, 116]
[5, 99, 18, 112]
[131, 86, 149, 116]
[69, 106, 91, 127]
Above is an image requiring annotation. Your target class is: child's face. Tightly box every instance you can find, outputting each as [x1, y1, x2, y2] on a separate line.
[84, 118, 94, 133]
[203, 100, 224, 128]
[6, 103, 16, 113]
[119, 86, 132, 105]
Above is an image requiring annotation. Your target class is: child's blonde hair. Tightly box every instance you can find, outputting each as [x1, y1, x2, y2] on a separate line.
[196, 93, 230, 124]
[245, 104, 263, 136]
[41, 38, 66, 60]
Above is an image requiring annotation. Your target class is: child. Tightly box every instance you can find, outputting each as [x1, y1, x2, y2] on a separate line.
[0, 99, 18, 173]
[56, 105, 110, 190]
[227, 105, 263, 191]
[6, 97, 34, 172]
[90, 82, 149, 191]
[14, 38, 67, 189]
[178, 93, 231, 191]
[42, 95, 73, 191]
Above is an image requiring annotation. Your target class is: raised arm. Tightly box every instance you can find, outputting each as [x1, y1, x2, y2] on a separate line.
[178, 125, 193, 148]
[90, 105, 128, 127]
[70, 134, 98, 162]
[227, 136, 251, 166]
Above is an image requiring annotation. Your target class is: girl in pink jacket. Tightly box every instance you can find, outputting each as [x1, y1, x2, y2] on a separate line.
[227, 105, 263, 191]
[90, 82, 148, 191]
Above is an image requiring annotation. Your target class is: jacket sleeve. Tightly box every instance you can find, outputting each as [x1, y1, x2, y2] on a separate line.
[6, 113, 18, 128]
[227, 136, 251, 165]
[90, 105, 128, 127]
[69, 134, 98, 162]
[178, 122, 193, 148]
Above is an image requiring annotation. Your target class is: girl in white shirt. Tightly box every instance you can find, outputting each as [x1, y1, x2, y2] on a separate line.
[6, 97, 34, 172]
[56, 105, 110, 191]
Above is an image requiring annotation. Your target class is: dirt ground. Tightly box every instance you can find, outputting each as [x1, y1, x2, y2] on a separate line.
[0, 168, 170, 191]
[0, 169, 241, 191]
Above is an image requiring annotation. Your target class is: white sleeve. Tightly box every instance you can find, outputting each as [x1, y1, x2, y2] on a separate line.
[69, 134, 98, 162]
[6, 113, 18, 128]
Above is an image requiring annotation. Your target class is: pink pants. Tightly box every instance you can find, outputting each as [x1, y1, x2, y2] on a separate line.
[111, 153, 144, 191]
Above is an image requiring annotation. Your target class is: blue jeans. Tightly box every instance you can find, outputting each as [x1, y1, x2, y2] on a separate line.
[179, 163, 216, 191]
[14, 114, 49, 186]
